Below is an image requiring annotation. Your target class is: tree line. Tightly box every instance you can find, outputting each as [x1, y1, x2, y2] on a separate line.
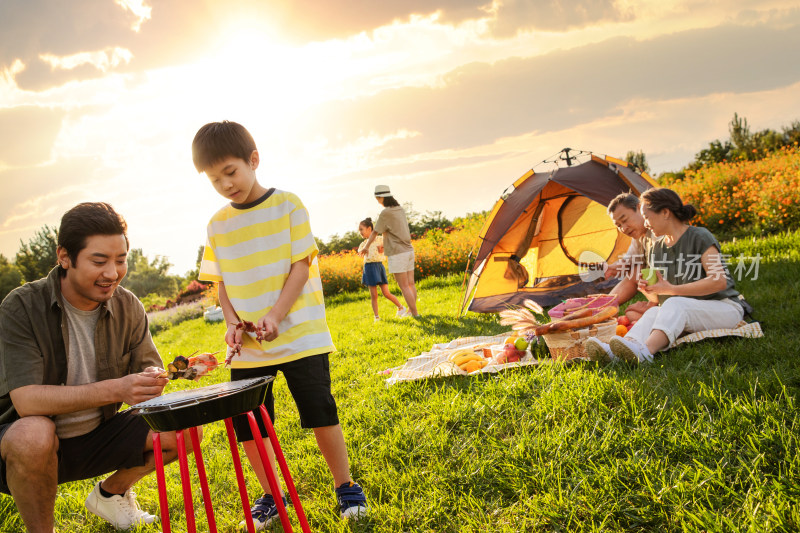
[627, 113, 800, 181]
[0, 226, 205, 305]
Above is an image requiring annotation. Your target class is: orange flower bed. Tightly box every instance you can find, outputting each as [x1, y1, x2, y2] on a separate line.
[665, 145, 800, 235]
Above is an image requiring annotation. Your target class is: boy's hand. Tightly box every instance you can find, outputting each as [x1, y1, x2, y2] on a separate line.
[257, 314, 280, 342]
[225, 322, 243, 350]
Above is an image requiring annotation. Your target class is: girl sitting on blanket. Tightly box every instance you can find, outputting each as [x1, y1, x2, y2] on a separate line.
[357, 217, 406, 321]
[585, 187, 748, 363]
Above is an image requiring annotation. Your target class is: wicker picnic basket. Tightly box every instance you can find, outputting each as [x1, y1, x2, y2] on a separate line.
[542, 319, 618, 361]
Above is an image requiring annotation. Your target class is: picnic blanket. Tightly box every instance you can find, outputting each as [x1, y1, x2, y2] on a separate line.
[384, 333, 540, 385]
[384, 321, 764, 385]
[671, 320, 763, 348]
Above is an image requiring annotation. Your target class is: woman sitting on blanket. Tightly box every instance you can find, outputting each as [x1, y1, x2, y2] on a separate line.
[585, 187, 748, 364]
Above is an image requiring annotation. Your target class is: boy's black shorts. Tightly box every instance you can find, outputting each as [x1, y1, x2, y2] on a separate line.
[230, 352, 339, 442]
[0, 410, 150, 495]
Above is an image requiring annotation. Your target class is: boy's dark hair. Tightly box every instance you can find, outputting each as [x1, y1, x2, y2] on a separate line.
[607, 192, 639, 215]
[381, 196, 400, 208]
[359, 217, 373, 229]
[58, 202, 129, 274]
[640, 187, 698, 223]
[192, 120, 257, 172]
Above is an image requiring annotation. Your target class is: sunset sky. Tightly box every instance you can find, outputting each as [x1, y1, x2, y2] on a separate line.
[2, 0, 800, 275]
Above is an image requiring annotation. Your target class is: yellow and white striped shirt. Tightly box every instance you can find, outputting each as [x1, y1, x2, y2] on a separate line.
[199, 189, 335, 367]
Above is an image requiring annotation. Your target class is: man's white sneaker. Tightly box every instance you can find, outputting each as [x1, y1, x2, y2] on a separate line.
[85, 482, 157, 529]
[609, 335, 654, 364]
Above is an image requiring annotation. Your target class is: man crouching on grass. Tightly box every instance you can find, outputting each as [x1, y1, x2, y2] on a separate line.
[0, 202, 199, 532]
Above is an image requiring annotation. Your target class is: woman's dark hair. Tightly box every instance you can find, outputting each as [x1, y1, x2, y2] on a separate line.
[58, 202, 129, 274]
[607, 192, 639, 215]
[640, 187, 697, 223]
[192, 120, 257, 172]
[359, 217, 373, 229]
[380, 195, 400, 208]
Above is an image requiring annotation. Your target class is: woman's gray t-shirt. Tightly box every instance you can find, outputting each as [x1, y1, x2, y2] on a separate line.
[646, 225, 740, 306]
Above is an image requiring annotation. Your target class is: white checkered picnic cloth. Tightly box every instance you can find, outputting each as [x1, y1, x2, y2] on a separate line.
[384, 321, 763, 385]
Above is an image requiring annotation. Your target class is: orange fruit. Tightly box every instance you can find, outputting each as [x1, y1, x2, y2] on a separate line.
[462, 360, 482, 373]
[615, 324, 628, 336]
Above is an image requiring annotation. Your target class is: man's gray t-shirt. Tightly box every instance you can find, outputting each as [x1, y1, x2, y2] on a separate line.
[55, 299, 104, 438]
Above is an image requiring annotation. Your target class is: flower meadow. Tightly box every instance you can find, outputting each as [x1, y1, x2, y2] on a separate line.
[318, 215, 485, 293]
[665, 145, 800, 236]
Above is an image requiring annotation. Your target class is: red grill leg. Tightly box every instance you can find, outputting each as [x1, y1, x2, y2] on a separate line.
[176, 429, 197, 533]
[152, 432, 171, 533]
[258, 405, 311, 533]
[225, 418, 255, 533]
[246, 411, 293, 532]
[189, 426, 217, 533]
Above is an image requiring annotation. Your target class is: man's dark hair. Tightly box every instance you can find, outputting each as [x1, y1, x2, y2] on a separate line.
[607, 192, 639, 215]
[192, 120, 257, 172]
[381, 196, 400, 208]
[58, 202, 128, 273]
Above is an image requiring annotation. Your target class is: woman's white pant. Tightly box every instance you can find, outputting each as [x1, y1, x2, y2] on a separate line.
[626, 297, 744, 350]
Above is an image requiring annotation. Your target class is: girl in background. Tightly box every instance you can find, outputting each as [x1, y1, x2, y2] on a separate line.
[360, 185, 419, 317]
[357, 217, 405, 320]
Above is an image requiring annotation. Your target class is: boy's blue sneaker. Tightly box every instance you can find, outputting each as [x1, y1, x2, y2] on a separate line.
[239, 493, 289, 530]
[335, 481, 368, 519]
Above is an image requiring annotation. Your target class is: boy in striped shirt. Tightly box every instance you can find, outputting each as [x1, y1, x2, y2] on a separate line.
[192, 121, 367, 529]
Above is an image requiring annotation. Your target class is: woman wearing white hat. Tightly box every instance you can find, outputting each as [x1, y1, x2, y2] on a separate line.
[359, 185, 419, 317]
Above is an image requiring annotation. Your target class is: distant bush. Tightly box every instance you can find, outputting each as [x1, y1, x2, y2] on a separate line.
[147, 301, 205, 336]
[180, 280, 207, 298]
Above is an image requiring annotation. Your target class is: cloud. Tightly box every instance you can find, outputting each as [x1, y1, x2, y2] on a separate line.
[490, 0, 633, 36]
[0, 0, 636, 91]
[291, 20, 800, 160]
[0, 157, 100, 261]
[115, 0, 152, 32]
[0, 0, 216, 90]
[0, 106, 66, 166]
[231, 0, 635, 43]
[0, 0, 136, 88]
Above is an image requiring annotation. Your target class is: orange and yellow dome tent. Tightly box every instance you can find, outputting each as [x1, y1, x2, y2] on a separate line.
[460, 149, 658, 314]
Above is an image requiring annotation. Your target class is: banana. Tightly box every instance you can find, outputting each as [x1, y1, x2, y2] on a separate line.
[447, 348, 477, 362]
[452, 353, 482, 366]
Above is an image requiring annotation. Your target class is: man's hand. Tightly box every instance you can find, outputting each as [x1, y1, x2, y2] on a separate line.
[118, 368, 168, 406]
[604, 261, 623, 280]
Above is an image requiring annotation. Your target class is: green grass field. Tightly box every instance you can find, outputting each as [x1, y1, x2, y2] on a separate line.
[2, 232, 799, 532]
